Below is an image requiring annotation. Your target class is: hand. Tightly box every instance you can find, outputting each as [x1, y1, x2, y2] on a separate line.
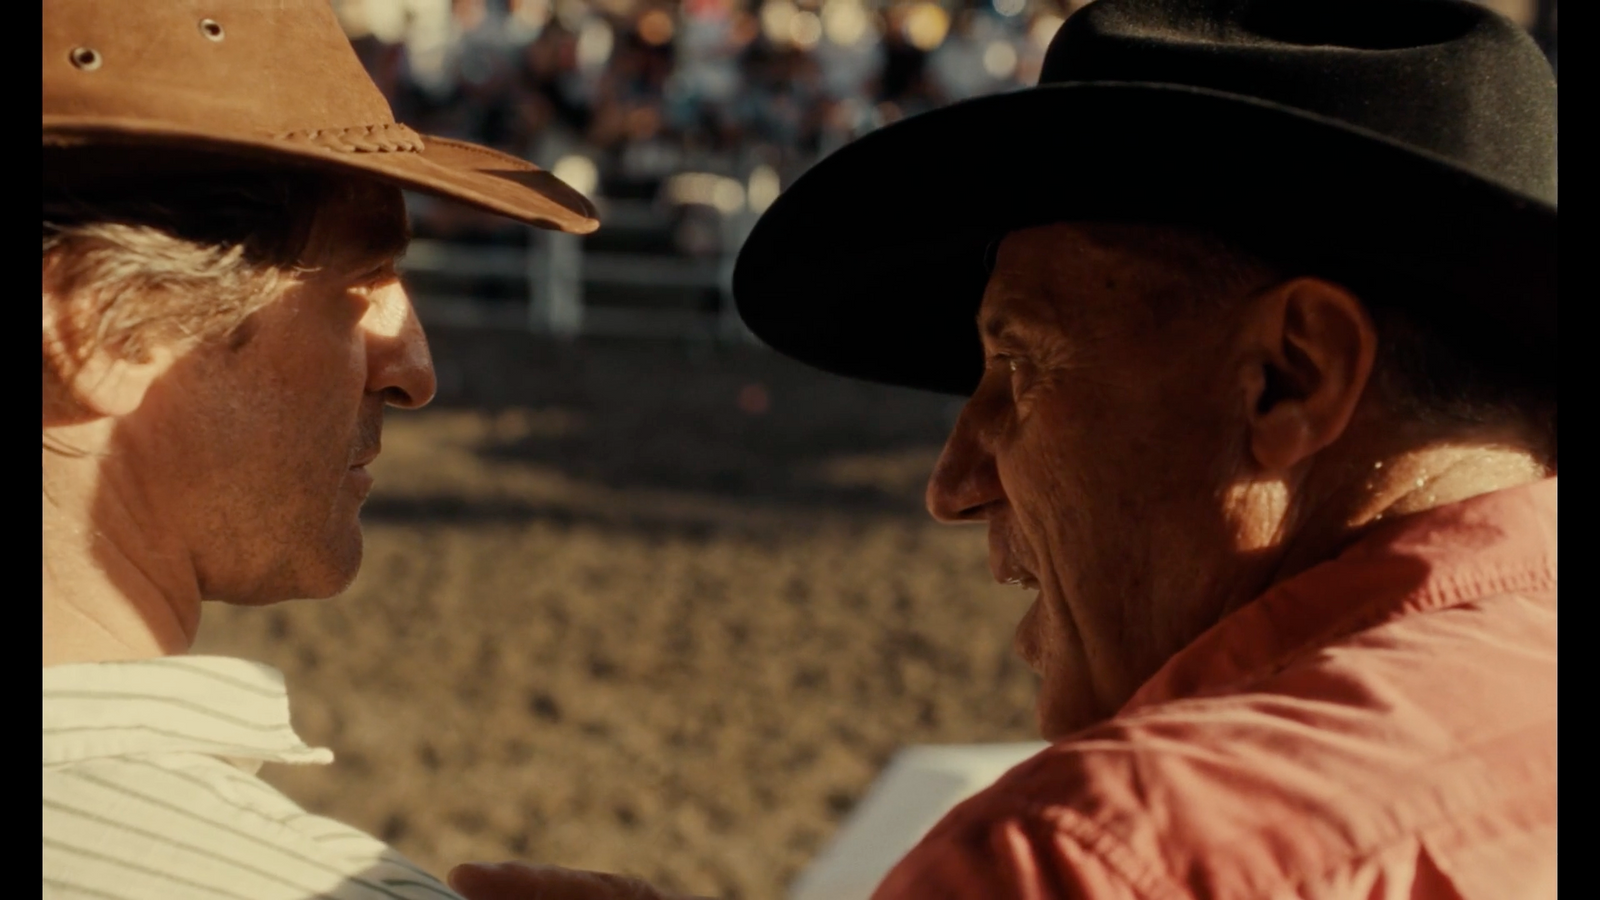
[446, 862, 713, 900]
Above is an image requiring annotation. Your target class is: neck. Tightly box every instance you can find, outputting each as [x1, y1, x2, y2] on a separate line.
[43, 438, 201, 667]
[1269, 433, 1551, 587]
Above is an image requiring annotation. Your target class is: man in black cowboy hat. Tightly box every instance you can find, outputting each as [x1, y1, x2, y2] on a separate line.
[447, 0, 1555, 898]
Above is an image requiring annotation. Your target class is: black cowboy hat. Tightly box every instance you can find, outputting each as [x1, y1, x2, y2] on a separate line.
[732, 0, 1557, 395]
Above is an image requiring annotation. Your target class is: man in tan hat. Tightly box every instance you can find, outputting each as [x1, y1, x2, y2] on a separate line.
[43, 2, 594, 898]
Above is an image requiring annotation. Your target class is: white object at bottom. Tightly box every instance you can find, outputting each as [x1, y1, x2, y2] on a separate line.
[788, 742, 1050, 900]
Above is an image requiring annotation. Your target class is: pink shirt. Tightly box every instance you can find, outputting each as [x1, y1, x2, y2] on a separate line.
[874, 479, 1557, 900]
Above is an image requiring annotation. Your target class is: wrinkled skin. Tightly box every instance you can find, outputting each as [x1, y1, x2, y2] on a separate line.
[924, 223, 1285, 738]
[106, 189, 437, 606]
[42, 181, 436, 664]
[445, 221, 1551, 899]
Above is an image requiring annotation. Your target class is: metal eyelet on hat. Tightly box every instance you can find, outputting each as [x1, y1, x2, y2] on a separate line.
[68, 47, 101, 71]
[198, 19, 224, 41]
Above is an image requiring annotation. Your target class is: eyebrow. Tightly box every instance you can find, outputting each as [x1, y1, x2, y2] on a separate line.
[342, 218, 412, 275]
[371, 216, 413, 265]
[979, 313, 1005, 339]
[978, 311, 1022, 345]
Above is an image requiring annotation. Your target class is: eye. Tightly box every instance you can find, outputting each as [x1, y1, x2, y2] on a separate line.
[355, 266, 398, 288]
[343, 273, 390, 313]
[990, 353, 1029, 377]
[1011, 356, 1043, 396]
[986, 353, 1037, 397]
[346, 267, 402, 306]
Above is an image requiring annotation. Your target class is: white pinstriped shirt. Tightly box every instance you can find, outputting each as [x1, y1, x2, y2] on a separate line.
[43, 656, 464, 900]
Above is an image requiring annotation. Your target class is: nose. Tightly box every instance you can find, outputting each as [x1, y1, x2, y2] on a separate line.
[363, 282, 437, 410]
[926, 395, 1005, 523]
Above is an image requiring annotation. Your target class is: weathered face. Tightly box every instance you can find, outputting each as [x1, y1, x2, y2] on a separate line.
[109, 183, 435, 605]
[926, 223, 1275, 739]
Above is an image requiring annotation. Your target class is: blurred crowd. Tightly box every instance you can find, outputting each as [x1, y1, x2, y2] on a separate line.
[334, 0, 1552, 243]
[335, 0, 1081, 239]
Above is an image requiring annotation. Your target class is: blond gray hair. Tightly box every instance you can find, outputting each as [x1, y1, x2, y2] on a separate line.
[43, 164, 408, 377]
[42, 170, 344, 371]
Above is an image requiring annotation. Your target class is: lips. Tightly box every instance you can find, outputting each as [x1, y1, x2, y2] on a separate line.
[351, 413, 384, 469]
[998, 564, 1040, 590]
[988, 525, 1041, 590]
[986, 521, 1046, 674]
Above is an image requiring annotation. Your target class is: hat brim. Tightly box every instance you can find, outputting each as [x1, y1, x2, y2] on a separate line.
[732, 83, 1556, 395]
[43, 116, 599, 235]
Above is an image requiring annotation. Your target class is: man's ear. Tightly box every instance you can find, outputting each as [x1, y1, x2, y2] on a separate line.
[43, 296, 178, 420]
[1240, 278, 1378, 473]
[69, 346, 178, 418]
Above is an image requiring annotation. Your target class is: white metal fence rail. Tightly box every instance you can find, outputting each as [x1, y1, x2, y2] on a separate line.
[401, 198, 762, 344]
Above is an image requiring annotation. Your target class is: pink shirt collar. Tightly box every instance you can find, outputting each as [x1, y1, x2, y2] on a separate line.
[1121, 477, 1558, 714]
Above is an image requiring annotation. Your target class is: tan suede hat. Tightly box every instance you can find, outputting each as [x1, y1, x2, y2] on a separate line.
[42, 0, 599, 234]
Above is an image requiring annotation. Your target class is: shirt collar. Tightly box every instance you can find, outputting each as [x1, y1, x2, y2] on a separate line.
[43, 655, 333, 772]
[1121, 478, 1558, 714]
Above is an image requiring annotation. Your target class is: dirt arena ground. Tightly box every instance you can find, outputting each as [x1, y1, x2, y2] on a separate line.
[192, 325, 1042, 900]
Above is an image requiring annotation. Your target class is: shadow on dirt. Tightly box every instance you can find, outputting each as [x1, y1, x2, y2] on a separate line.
[368, 325, 968, 522]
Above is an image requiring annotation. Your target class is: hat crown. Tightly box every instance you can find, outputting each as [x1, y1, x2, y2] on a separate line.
[43, 0, 396, 139]
[1043, 0, 1556, 204]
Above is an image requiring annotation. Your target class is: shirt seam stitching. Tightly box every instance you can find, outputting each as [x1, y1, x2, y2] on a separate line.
[1029, 802, 1192, 900]
[1130, 573, 1554, 713]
